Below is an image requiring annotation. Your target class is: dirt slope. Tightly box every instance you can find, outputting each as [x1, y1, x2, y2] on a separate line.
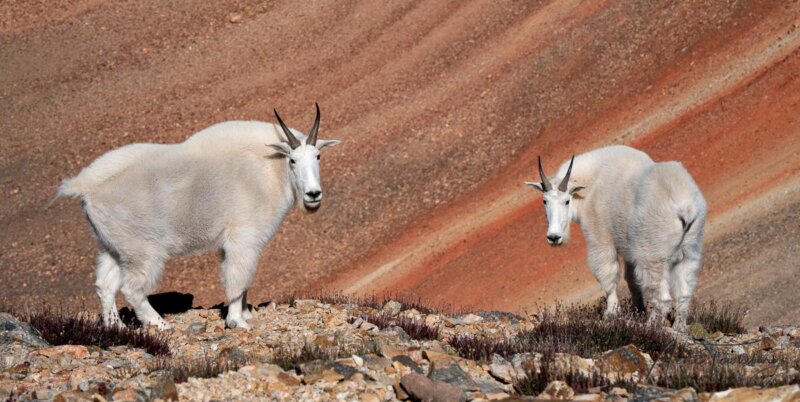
[1, 1, 798, 326]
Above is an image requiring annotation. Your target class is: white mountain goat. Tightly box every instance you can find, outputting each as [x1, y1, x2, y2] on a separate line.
[58, 104, 340, 330]
[525, 145, 706, 331]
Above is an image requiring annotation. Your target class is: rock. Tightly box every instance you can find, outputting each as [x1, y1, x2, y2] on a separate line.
[293, 299, 317, 313]
[688, 323, 709, 340]
[474, 377, 509, 399]
[393, 381, 411, 400]
[400, 372, 467, 402]
[459, 314, 484, 325]
[0, 312, 50, 348]
[429, 360, 478, 392]
[380, 344, 407, 359]
[673, 387, 699, 402]
[218, 346, 249, 367]
[40, 345, 90, 359]
[186, 322, 206, 335]
[393, 355, 423, 374]
[313, 334, 335, 348]
[228, 13, 242, 23]
[363, 354, 393, 372]
[53, 390, 96, 402]
[573, 394, 605, 401]
[597, 344, 651, 382]
[383, 301, 402, 316]
[111, 388, 147, 402]
[538, 380, 574, 400]
[352, 354, 364, 367]
[707, 384, 800, 401]
[147, 370, 178, 401]
[489, 354, 515, 383]
[485, 390, 511, 400]
[511, 353, 542, 378]
[760, 336, 778, 351]
[277, 371, 301, 386]
[608, 387, 629, 398]
[553, 353, 595, 377]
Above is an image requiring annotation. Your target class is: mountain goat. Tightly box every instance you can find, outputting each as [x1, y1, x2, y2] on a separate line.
[59, 104, 340, 330]
[525, 145, 706, 331]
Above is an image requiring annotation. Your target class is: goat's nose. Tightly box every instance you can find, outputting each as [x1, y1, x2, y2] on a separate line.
[306, 190, 322, 199]
[547, 234, 561, 243]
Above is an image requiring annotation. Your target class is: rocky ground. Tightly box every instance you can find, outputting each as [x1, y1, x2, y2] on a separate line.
[2, 299, 799, 402]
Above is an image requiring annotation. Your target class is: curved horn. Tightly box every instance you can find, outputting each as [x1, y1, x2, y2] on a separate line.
[274, 108, 301, 149]
[306, 102, 321, 146]
[558, 155, 575, 192]
[538, 156, 553, 192]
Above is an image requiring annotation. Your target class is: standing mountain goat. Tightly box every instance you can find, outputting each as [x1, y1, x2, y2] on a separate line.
[525, 145, 706, 331]
[59, 104, 340, 330]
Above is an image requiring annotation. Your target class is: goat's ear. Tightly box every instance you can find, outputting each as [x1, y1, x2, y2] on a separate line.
[316, 139, 341, 151]
[568, 183, 587, 196]
[525, 182, 545, 193]
[266, 142, 293, 156]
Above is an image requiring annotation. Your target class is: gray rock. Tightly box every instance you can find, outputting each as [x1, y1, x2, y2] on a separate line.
[429, 361, 478, 392]
[0, 312, 50, 349]
[392, 355, 423, 374]
[489, 354, 515, 383]
[383, 301, 402, 316]
[187, 322, 207, 335]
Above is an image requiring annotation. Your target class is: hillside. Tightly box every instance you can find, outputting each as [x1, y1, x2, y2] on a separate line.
[1, 0, 799, 326]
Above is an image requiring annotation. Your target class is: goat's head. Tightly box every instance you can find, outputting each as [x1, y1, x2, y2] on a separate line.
[267, 103, 340, 212]
[525, 155, 585, 246]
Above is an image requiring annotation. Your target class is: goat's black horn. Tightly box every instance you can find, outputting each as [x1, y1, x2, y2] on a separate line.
[274, 108, 301, 149]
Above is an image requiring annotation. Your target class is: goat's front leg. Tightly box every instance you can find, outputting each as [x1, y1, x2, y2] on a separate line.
[588, 245, 622, 317]
[220, 241, 260, 330]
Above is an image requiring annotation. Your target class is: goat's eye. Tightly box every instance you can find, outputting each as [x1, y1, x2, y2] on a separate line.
[566, 200, 570, 205]
[543, 199, 547, 205]
[316, 155, 320, 160]
[289, 159, 295, 165]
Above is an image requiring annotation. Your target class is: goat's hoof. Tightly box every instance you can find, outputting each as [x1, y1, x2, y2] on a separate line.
[150, 319, 172, 331]
[225, 319, 252, 331]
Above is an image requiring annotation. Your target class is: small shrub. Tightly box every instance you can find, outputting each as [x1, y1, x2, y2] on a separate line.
[514, 350, 615, 395]
[151, 354, 243, 383]
[357, 312, 440, 340]
[688, 300, 745, 334]
[25, 309, 170, 356]
[517, 302, 681, 360]
[447, 334, 517, 361]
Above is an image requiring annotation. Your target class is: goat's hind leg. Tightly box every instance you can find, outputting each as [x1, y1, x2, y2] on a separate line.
[670, 258, 700, 332]
[119, 255, 171, 330]
[636, 260, 672, 325]
[95, 251, 123, 327]
[241, 290, 253, 320]
[220, 240, 259, 330]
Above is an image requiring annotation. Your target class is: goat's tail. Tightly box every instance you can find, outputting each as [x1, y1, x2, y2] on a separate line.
[676, 202, 700, 245]
[44, 174, 91, 210]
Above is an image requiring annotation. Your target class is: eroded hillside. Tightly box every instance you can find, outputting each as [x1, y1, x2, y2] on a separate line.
[1, 0, 798, 326]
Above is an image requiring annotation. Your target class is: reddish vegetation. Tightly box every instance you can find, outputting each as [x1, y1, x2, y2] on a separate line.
[1, 1, 798, 326]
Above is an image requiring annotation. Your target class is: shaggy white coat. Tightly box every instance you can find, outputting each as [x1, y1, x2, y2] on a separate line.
[527, 145, 707, 331]
[59, 121, 338, 330]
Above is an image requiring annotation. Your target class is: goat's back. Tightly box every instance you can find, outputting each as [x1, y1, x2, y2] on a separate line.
[64, 121, 295, 256]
